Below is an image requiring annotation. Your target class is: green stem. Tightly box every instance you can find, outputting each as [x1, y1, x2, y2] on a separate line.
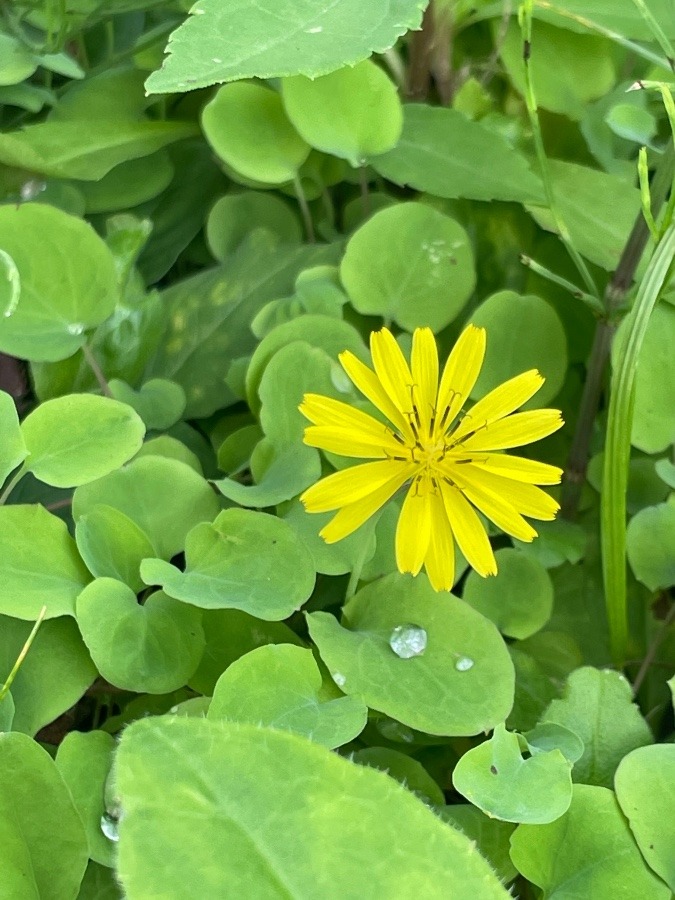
[345, 516, 379, 602]
[520, 254, 604, 314]
[82, 343, 112, 397]
[519, 0, 599, 300]
[601, 224, 675, 667]
[0, 606, 47, 702]
[293, 175, 315, 243]
[0, 464, 26, 505]
[630, 0, 675, 70]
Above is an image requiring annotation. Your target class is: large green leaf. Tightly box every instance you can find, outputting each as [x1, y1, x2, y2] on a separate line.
[140, 508, 316, 621]
[615, 744, 675, 891]
[510, 784, 670, 899]
[0, 204, 118, 362]
[208, 644, 367, 749]
[627, 501, 675, 591]
[115, 717, 510, 898]
[75, 505, 156, 593]
[308, 573, 514, 736]
[0, 389, 27, 486]
[145, 0, 428, 93]
[0, 733, 88, 900]
[0, 505, 91, 619]
[371, 104, 544, 203]
[0, 615, 96, 736]
[21, 394, 145, 488]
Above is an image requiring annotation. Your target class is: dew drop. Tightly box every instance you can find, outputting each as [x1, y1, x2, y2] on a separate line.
[304, 25, 323, 33]
[100, 811, 120, 842]
[455, 656, 474, 672]
[212, 57, 222, 64]
[20, 179, 46, 201]
[389, 624, 427, 659]
[66, 322, 85, 335]
[332, 672, 346, 688]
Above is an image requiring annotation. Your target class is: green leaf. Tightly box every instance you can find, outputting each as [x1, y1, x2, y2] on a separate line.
[55, 731, 117, 868]
[0, 732, 88, 900]
[533, 0, 675, 40]
[75, 505, 156, 593]
[526, 160, 641, 271]
[541, 667, 653, 787]
[0, 615, 96, 736]
[206, 192, 302, 262]
[0, 389, 27, 486]
[308, 573, 514, 736]
[145, 0, 427, 93]
[137, 435, 203, 473]
[215, 441, 320, 508]
[189, 609, 305, 695]
[463, 548, 554, 640]
[499, 19, 615, 120]
[615, 744, 675, 891]
[108, 379, 186, 431]
[76, 579, 205, 694]
[371, 104, 544, 203]
[606, 103, 657, 145]
[141, 508, 315, 621]
[115, 718, 511, 898]
[0, 690, 14, 731]
[73, 456, 220, 561]
[523, 722, 585, 765]
[627, 501, 675, 591]
[144, 242, 341, 418]
[439, 805, 517, 883]
[21, 394, 145, 488]
[0, 33, 38, 86]
[340, 202, 475, 332]
[452, 723, 572, 824]
[208, 644, 367, 749]
[0, 505, 91, 619]
[0, 203, 118, 362]
[614, 301, 675, 454]
[77, 150, 175, 214]
[469, 291, 568, 407]
[510, 783, 671, 899]
[202, 82, 310, 185]
[282, 60, 402, 166]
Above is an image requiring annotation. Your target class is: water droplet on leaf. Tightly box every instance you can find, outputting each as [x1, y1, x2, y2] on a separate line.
[455, 656, 474, 672]
[389, 624, 427, 659]
[332, 672, 346, 688]
[100, 812, 119, 842]
[66, 322, 85, 335]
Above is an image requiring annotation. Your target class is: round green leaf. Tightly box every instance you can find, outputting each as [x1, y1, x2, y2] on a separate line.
[77, 149, 174, 214]
[136, 435, 203, 473]
[0, 615, 96, 735]
[307, 573, 514, 736]
[75, 505, 156, 593]
[140, 508, 316, 621]
[55, 731, 117, 868]
[0, 732, 88, 900]
[21, 394, 145, 488]
[469, 291, 567, 406]
[208, 644, 367, 749]
[115, 717, 510, 899]
[627, 501, 675, 591]
[73, 456, 220, 561]
[202, 82, 310, 185]
[108, 379, 186, 431]
[206, 192, 301, 261]
[282, 60, 402, 166]
[0, 388, 27, 486]
[510, 784, 670, 899]
[615, 744, 675, 891]
[452, 723, 572, 824]
[76, 579, 205, 694]
[0, 505, 91, 619]
[189, 609, 305, 695]
[463, 548, 553, 640]
[340, 203, 475, 332]
[0, 203, 118, 361]
[215, 440, 320, 508]
[0, 34, 37, 86]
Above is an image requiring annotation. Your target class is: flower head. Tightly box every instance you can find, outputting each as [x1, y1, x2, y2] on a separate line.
[299, 325, 563, 591]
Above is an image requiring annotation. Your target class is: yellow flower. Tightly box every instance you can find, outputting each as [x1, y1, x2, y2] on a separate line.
[299, 325, 564, 591]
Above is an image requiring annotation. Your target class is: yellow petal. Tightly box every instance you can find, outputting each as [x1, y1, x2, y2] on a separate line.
[446, 466, 538, 542]
[457, 465, 559, 520]
[424, 490, 455, 591]
[436, 325, 486, 437]
[339, 350, 413, 440]
[440, 481, 497, 577]
[395, 479, 432, 576]
[301, 460, 410, 512]
[304, 426, 404, 459]
[300, 393, 389, 435]
[320, 467, 412, 543]
[410, 327, 439, 437]
[453, 452, 563, 485]
[450, 370, 544, 445]
[461, 409, 564, 451]
[370, 328, 415, 419]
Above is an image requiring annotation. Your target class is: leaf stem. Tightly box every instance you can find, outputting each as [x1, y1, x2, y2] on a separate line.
[0, 605, 47, 702]
[632, 599, 675, 696]
[0, 464, 26, 505]
[81, 342, 113, 397]
[345, 516, 379, 602]
[293, 175, 315, 243]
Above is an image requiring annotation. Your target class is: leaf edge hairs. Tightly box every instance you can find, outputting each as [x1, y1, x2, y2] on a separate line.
[299, 325, 564, 591]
